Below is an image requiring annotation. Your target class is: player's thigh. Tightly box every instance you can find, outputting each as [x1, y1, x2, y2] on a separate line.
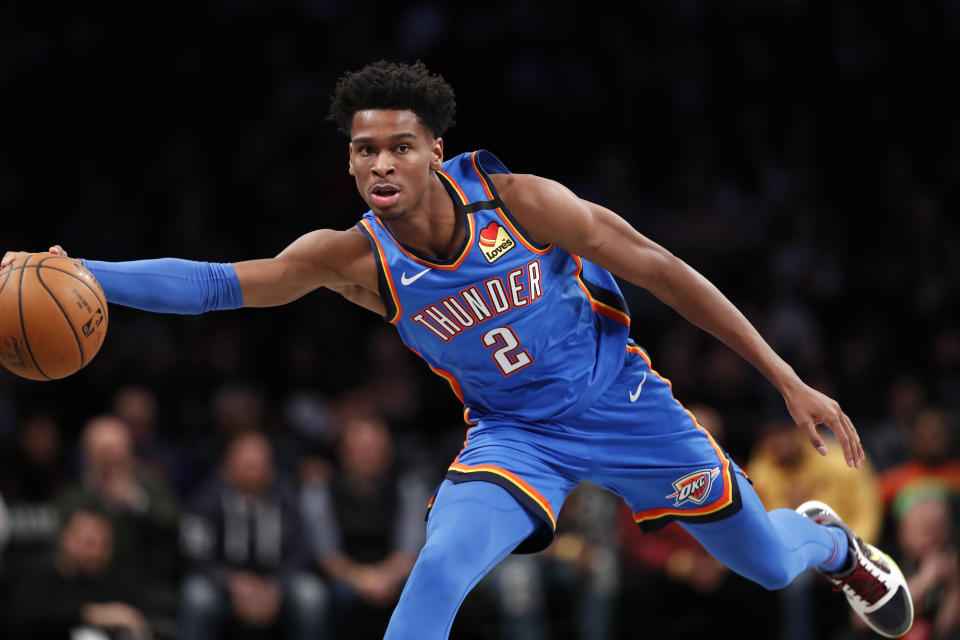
[432, 419, 586, 553]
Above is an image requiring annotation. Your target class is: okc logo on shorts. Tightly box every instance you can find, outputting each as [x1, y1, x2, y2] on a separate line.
[479, 222, 515, 263]
[665, 467, 721, 506]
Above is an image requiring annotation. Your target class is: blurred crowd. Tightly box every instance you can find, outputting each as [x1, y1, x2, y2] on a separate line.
[1, 0, 959, 639]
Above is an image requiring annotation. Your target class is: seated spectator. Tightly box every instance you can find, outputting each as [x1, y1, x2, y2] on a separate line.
[0, 412, 70, 560]
[748, 419, 882, 640]
[0, 491, 8, 562]
[301, 411, 426, 640]
[7, 508, 154, 640]
[179, 430, 326, 640]
[55, 415, 180, 588]
[866, 484, 960, 640]
[484, 481, 619, 640]
[748, 419, 882, 541]
[112, 385, 189, 498]
[879, 407, 960, 509]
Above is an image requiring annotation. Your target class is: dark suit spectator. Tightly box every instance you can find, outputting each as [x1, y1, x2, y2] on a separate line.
[179, 430, 327, 640]
[111, 386, 189, 498]
[7, 508, 154, 640]
[302, 411, 426, 640]
[0, 412, 70, 561]
[55, 415, 180, 589]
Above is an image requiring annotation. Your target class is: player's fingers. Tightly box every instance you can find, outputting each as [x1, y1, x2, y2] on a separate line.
[825, 410, 856, 467]
[804, 422, 829, 456]
[843, 411, 865, 465]
[1, 251, 25, 269]
[48, 245, 69, 257]
[835, 409, 861, 468]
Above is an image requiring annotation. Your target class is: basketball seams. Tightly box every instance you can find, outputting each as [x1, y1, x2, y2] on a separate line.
[16, 256, 50, 380]
[0, 265, 13, 296]
[34, 260, 108, 312]
[35, 261, 87, 367]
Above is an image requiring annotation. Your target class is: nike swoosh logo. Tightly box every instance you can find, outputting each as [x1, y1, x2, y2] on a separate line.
[400, 267, 431, 286]
[629, 372, 648, 403]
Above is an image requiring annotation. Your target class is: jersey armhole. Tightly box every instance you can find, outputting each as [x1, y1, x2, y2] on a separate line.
[356, 220, 402, 324]
[470, 150, 553, 254]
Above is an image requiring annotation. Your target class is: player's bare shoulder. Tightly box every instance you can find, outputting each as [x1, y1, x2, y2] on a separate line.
[488, 173, 587, 249]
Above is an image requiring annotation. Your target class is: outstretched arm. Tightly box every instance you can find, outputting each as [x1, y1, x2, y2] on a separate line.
[493, 172, 865, 468]
[1, 227, 383, 315]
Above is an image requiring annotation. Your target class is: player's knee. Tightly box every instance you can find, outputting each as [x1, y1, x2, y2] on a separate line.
[752, 562, 795, 591]
[417, 531, 477, 581]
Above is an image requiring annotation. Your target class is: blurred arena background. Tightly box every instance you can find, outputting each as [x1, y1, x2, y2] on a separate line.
[1, 1, 958, 639]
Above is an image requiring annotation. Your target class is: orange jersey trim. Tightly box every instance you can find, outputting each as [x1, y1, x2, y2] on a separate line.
[372, 210, 475, 271]
[468, 152, 553, 256]
[463, 406, 478, 425]
[626, 344, 735, 525]
[572, 255, 631, 327]
[404, 344, 465, 403]
[359, 218, 402, 324]
[437, 169, 469, 205]
[448, 461, 557, 530]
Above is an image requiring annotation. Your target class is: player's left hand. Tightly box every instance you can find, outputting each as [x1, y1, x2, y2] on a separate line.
[1, 245, 70, 270]
[782, 382, 865, 468]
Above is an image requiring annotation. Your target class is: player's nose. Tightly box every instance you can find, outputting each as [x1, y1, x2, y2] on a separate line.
[371, 151, 395, 176]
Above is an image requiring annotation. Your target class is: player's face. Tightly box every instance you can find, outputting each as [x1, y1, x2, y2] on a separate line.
[348, 109, 443, 220]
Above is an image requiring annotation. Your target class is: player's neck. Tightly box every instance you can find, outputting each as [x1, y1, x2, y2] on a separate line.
[382, 173, 463, 260]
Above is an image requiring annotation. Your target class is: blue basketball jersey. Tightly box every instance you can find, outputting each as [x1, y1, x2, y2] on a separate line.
[357, 150, 632, 422]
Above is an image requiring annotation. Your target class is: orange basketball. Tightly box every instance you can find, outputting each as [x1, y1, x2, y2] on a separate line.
[0, 253, 109, 380]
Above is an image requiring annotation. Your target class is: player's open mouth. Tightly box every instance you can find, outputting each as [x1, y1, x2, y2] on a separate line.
[371, 183, 401, 208]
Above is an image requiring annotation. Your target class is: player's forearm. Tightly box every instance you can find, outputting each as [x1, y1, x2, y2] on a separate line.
[649, 255, 802, 393]
[82, 258, 243, 314]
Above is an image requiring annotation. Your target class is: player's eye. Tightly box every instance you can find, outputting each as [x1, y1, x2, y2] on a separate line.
[396, 144, 411, 153]
[358, 145, 374, 156]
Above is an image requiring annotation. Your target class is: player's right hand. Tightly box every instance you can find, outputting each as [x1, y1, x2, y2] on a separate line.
[1, 245, 69, 269]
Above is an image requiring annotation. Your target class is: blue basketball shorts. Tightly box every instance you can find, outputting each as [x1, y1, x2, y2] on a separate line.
[429, 343, 748, 553]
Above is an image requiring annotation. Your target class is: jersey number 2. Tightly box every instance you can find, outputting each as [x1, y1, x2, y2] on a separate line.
[482, 327, 533, 376]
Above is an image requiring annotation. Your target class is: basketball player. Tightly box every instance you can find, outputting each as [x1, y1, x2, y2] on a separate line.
[2, 61, 913, 638]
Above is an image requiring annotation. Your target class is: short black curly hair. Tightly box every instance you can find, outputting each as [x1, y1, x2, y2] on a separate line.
[328, 60, 456, 138]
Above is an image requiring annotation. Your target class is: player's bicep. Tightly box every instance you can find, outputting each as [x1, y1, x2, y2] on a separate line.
[573, 203, 677, 290]
[234, 229, 355, 308]
[500, 174, 674, 289]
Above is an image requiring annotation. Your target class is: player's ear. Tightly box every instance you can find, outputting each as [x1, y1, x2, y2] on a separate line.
[347, 143, 356, 176]
[430, 137, 444, 171]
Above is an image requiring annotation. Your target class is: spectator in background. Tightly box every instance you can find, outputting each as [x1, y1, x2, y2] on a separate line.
[748, 419, 882, 541]
[488, 481, 620, 640]
[879, 407, 960, 509]
[888, 485, 960, 640]
[0, 492, 8, 560]
[7, 508, 155, 640]
[56, 415, 180, 589]
[863, 375, 928, 472]
[0, 412, 69, 580]
[748, 419, 882, 640]
[302, 410, 426, 640]
[112, 385, 188, 497]
[179, 430, 326, 640]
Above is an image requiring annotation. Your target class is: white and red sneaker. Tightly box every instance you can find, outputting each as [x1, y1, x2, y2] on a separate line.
[796, 500, 914, 638]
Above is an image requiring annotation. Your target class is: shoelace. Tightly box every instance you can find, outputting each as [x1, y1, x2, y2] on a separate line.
[835, 560, 889, 605]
